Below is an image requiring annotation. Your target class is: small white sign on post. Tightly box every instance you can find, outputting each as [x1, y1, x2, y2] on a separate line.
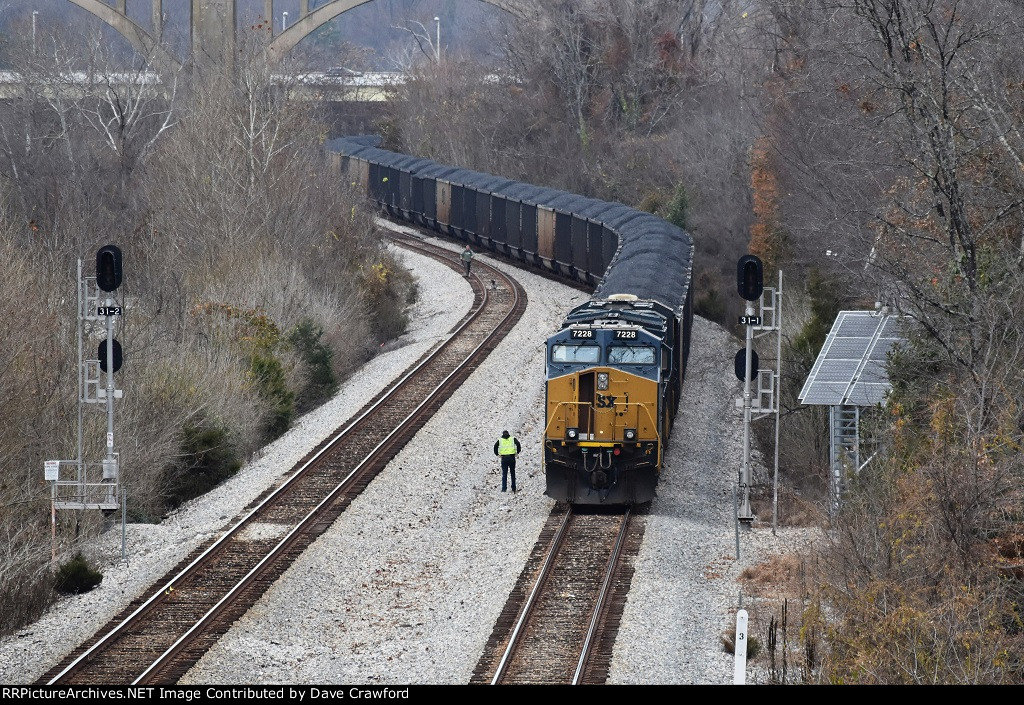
[44, 460, 60, 482]
[733, 608, 748, 684]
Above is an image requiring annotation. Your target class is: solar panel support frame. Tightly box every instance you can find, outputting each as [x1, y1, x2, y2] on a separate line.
[799, 310, 907, 511]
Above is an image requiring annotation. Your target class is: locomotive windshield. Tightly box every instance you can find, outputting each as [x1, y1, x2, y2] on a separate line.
[551, 344, 601, 363]
[607, 346, 656, 365]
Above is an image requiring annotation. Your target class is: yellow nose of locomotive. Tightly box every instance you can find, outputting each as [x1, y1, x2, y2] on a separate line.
[544, 366, 661, 504]
[545, 368, 658, 445]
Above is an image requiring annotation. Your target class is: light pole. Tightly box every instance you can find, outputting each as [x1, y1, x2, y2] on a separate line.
[434, 16, 440, 62]
[282, 11, 288, 31]
[32, 10, 38, 54]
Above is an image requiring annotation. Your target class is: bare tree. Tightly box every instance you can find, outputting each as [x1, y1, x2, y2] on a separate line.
[0, 22, 416, 635]
[750, 0, 1024, 682]
[392, 19, 442, 69]
[75, 37, 180, 196]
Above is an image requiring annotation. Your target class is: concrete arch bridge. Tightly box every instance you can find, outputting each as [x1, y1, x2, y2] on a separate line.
[68, 0, 530, 72]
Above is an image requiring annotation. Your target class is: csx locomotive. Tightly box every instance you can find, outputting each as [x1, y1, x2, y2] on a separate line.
[328, 137, 694, 504]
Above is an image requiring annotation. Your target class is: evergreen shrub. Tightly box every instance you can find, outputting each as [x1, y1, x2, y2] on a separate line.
[54, 553, 102, 595]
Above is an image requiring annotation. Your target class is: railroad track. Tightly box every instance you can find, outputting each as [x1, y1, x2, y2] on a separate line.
[471, 505, 647, 685]
[40, 234, 526, 685]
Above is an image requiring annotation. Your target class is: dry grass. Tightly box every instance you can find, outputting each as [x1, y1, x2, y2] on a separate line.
[0, 49, 415, 636]
[735, 540, 824, 684]
[751, 486, 828, 529]
[740, 553, 807, 598]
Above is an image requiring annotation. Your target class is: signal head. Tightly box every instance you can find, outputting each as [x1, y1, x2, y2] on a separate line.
[734, 348, 759, 381]
[96, 245, 123, 293]
[737, 254, 763, 302]
[98, 339, 123, 373]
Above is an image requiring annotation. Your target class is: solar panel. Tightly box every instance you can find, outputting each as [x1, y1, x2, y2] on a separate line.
[799, 311, 907, 406]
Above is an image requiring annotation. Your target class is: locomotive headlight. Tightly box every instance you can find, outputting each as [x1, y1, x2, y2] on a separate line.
[597, 372, 609, 390]
[624, 428, 638, 442]
[566, 427, 579, 441]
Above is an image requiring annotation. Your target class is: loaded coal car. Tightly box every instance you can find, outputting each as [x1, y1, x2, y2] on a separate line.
[543, 214, 693, 504]
[327, 136, 694, 505]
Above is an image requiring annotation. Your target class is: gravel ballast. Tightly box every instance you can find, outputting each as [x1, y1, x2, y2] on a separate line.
[0, 233, 809, 686]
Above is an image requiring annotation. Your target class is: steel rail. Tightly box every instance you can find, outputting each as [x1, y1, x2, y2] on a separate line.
[47, 239, 520, 685]
[572, 508, 632, 684]
[490, 508, 574, 685]
[136, 251, 523, 683]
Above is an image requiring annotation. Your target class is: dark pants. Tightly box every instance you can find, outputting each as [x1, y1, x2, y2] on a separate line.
[463, 259, 472, 276]
[501, 455, 517, 491]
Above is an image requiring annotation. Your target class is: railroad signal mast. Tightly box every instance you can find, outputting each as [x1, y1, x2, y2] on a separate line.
[95, 245, 123, 494]
[47, 245, 125, 558]
[735, 255, 783, 529]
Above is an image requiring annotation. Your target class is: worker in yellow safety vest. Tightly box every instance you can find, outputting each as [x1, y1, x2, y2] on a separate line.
[493, 430, 521, 493]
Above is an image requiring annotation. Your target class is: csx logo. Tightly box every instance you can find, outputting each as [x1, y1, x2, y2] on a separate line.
[595, 394, 617, 408]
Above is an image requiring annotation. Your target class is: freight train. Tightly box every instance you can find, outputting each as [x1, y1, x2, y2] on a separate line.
[328, 136, 694, 504]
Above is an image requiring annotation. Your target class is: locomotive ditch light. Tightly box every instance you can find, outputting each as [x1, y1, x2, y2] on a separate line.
[566, 427, 579, 441]
[624, 428, 637, 442]
[597, 372, 609, 390]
